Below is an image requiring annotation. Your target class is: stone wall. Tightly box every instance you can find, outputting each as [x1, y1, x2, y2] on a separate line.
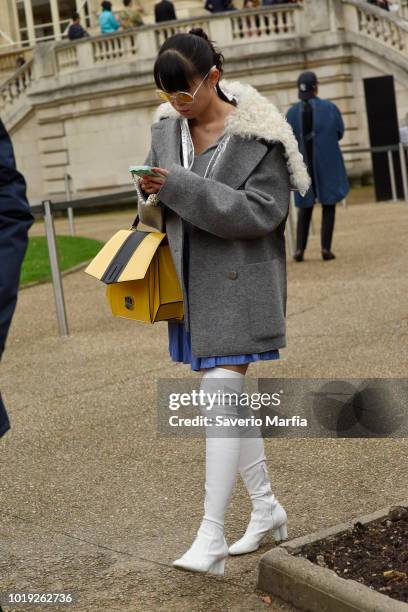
[11, 112, 44, 199]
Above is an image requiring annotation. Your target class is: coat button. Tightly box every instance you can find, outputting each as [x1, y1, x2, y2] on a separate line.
[228, 270, 238, 280]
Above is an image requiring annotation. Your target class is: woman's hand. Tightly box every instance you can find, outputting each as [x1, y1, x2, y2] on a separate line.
[140, 167, 170, 194]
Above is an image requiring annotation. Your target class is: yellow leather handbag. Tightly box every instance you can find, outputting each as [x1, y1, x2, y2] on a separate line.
[85, 216, 184, 323]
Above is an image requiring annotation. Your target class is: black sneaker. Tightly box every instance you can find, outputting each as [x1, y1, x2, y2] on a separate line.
[321, 250, 336, 261]
[293, 250, 304, 262]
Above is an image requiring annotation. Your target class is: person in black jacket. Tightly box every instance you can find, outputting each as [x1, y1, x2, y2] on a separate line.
[204, 0, 228, 12]
[154, 0, 177, 23]
[0, 119, 34, 438]
[367, 0, 390, 9]
[67, 12, 90, 40]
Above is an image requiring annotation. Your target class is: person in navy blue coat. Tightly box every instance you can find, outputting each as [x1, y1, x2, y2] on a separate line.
[286, 71, 349, 261]
[0, 118, 34, 438]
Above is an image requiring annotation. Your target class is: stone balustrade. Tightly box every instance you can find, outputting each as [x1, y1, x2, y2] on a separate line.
[0, 47, 33, 78]
[53, 4, 303, 75]
[343, 0, 408, 54]
[0, 59, 34, 112]
[0, 4, 303, 115]
[2, 1, 407, 117]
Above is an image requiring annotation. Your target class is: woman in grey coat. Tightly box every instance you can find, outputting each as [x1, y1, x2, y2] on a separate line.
[136, 29, 310, 576]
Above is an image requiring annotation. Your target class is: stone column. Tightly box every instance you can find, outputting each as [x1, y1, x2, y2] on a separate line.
[49, 0, 62, 40]
[0, 0, 22, 45]
[23, 0, 36, 43]
[75, 0, 88, 27]
[88, 0, 101, 30]
[10, 0, 22, 44]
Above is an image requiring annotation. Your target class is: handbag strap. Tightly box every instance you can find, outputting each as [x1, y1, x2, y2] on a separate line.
[180, 117, 231, 178]
[130, 213, 139, 230]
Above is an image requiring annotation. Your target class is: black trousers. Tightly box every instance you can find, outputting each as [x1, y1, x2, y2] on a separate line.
[296, 204, 336, 252]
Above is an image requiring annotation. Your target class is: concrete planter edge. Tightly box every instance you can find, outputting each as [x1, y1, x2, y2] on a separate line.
[257, 500, 408, 612]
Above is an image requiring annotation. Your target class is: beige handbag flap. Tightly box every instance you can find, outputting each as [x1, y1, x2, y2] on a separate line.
[85, 229, 166, 282]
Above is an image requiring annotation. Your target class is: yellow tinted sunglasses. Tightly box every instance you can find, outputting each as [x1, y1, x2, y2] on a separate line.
[156, 65, 216, 105]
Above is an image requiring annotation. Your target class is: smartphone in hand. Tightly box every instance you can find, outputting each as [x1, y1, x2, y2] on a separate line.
[129, 165, 163, 178]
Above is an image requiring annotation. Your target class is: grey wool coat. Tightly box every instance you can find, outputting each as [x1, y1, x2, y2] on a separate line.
[137, 79, 311, 358]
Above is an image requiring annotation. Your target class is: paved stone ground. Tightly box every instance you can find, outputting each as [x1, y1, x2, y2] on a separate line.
[1, 201, 407, 611]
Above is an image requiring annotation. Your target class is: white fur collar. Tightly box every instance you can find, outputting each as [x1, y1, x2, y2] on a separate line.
[153, 79, 311, 196]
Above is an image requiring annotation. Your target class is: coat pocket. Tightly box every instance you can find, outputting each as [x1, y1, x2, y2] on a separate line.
[240, 259, 285, 342]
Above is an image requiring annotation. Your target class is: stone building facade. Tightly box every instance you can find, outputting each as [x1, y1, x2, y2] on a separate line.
[1, 0, 407, 203]
[1, 0, 204, 50]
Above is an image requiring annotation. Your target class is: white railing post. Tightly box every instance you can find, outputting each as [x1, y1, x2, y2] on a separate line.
[287, 192, 296, 257]
[64, 174, 76, 236]
[387, 149, 398, 201]
[399, 143, 408, 204]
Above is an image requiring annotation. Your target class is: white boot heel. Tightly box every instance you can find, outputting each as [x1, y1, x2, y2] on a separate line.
[273, 521, 288, 542]
[173, 549, 228, 576]
[208, 557, 226, 576]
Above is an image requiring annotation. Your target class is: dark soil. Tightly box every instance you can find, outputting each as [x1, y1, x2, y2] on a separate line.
[294, 505, 408, 604]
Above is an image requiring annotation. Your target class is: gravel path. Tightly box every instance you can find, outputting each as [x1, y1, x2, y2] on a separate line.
[1, 201, 407, 611]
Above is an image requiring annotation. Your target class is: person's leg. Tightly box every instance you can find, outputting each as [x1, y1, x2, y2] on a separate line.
[321, 203, 336, 259]
[201, 369, 244, 530]
[173, 366, 245, 575]
[295, 206, 313, 261]
[228, 429, 288, 555]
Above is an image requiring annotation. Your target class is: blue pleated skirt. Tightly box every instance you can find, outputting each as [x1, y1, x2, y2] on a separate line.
[168, 320, 280, 372]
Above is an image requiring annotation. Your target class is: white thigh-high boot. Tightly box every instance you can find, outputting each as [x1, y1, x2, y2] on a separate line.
[173, 367, 245, 576]
[228, 436, 288, 555]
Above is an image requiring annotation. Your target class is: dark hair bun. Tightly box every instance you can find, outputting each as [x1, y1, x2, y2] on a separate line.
[189, 28, 210, 42]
